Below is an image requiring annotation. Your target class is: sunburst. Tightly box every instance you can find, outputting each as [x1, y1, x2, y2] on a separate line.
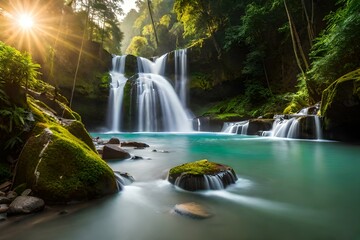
[0, 0, 86, 61]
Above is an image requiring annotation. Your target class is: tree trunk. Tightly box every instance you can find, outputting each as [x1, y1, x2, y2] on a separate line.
[284, 0, 305, 76]
[147, 0, 159, 50]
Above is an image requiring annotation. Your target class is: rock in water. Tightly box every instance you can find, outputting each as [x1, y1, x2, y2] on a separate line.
[107, 137, 121, 144]
[168, 159, 237, 191]
[7, 196, 45, 215]
[102, 144, 131, 160]
[173, 202, 212, 219]
[121, 142, 149, 148]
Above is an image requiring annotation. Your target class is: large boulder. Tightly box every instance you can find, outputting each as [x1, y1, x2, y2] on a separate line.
[320, 69, 360, 141]
[247, 119, 274, 135]
[13, 123, 118, 204]
[63, 120, 97, 152]
[102, 144, 131, 160]
[168, 159, 237, 191]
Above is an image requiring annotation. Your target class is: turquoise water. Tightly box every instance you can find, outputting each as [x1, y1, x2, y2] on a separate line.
[2, 133, 360, 240]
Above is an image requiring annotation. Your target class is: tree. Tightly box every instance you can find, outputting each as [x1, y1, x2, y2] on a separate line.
[125, 36, 154, 57]
[308, 0, 360, 99]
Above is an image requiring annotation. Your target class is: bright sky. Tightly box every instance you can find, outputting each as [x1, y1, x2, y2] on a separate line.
[121, 1, 138, 15]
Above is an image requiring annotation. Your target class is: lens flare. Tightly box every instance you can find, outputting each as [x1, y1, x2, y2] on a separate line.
[18, 14, 34, 30]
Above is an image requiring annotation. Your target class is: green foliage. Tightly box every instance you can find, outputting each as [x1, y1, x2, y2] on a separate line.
[125, 36, 155, 57]
[0, 42, 39, 154]
[0, 41, 40, 88]
[307, 0, 360, 98]
[190, 72, 212, 90]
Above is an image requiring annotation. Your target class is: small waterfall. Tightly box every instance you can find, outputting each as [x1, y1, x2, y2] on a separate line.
[271, 118, 300, 138]
[314, 115, 323, 140]
[107, 50, 193, 132]
[267, 105, 323, 139]
[222, 121, 249, 135]
[175, 49, 188, 107]
[173, 170, 238, 191]
[114, 171, 135, 191]
[107, 55, 127, 132]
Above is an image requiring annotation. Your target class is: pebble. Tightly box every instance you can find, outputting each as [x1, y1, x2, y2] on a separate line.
[0, 204, 9, 214]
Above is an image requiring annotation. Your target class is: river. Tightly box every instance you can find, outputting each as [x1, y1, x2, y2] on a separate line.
[1, 133, 360, 240]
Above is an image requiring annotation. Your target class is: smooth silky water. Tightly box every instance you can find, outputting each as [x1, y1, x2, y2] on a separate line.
[2, 133, 360, 240]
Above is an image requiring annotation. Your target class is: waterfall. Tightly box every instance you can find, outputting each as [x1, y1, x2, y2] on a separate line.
[107, 50, 193, 132]
[314, 115, 323, 140]
[173, 170, 238, 191]
[222, 121, 249, 135]
[266, 106, 323, 139]
[175, 49, 188, 107]
[271, 118, 300, 138]
[107, 55, 127, 132]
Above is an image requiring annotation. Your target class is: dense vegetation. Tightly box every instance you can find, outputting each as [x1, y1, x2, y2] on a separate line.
[120, 0, 359, 119]
[1, 0, 359, 126]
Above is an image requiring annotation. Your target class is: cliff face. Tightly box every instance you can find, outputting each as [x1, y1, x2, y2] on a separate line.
[321, 68, 360, 142]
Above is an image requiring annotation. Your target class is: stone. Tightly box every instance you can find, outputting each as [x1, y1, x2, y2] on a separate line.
[0, 197, 11, 204]
[121, 142, 149, 148]
[168, 159, 238, 191]
[247, 119, 274, 135]
[7, 196, 45, 215]
[107, 137, 121, 145]
[13, 124, 118, 203]
[21, 189, 32, 196]
[0, 181, 12, 192]
[173, 202, 212, 219]
[0, 204, 9, 214]
[102, 144, 131, 160]
[6, 191, 18, 201]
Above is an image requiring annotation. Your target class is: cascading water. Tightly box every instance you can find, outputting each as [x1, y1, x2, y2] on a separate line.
[222, 121, 249, 135]
[107, 50, 193, 132]
[266, 106, 323, 139]
[107, 55, 127, 132]
[175, 49, 188, 107]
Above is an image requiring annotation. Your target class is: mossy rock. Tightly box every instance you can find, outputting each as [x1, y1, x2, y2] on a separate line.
[168, 159, 237, 191]
[320, 68, 360, 141]
[63, 120, 97, 153]
[13, 123, 117, 203]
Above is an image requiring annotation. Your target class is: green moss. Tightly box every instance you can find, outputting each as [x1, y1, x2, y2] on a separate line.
[64, 120, 96, 152]
[14, 122, 117, 203]
[169, 159, 219, 176]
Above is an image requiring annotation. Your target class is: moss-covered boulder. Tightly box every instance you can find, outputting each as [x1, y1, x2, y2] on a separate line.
[62, 120, 97, 152]
[320, 69, 360, 141]
[168, 159, 237, 191]
[13, 123, 118, 203]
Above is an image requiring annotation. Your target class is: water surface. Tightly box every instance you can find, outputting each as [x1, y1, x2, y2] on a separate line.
[2, 133, 360, 240]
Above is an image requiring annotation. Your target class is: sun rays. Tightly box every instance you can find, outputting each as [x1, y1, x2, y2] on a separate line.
[0, 0, 92, 62]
